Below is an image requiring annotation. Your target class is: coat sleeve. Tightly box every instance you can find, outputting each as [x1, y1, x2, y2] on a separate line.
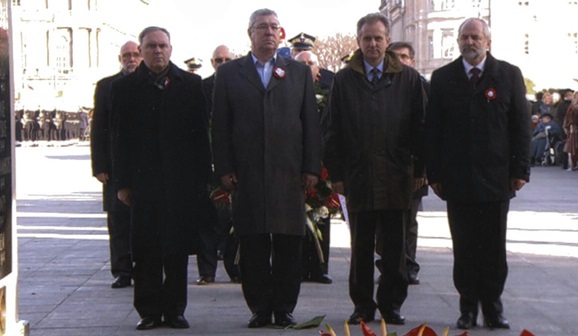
[410, 71, 427, 178]
[211, 67, 235, 179]
[424, 69, 444, 185]
[300, 66, 322, 176]
[508, 65, 531, 181]
[111, 80, 131, 191]
[322, 73, 344, 182]
[90, 78, 110, 176]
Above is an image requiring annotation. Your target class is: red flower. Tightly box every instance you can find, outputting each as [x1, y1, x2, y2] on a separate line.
[485, 88, 497, 101]
[273, 67, 286, 79]
[320, 167, 328, 181]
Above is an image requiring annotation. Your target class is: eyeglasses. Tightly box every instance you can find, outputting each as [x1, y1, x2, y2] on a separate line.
[121, 52, 141, 59]
[213, 57, 232, 64]
[252, 24, 281, 31]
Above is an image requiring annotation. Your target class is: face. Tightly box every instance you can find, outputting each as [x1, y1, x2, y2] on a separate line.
[458, 20, 491, 65]
[139, 30, 172, 74]
[543, 92, 553, 105]
[211, 46, 234, 71]
[295, 53, 320, 81]
[357, 20, 391, 66]
[118, 42, 142, 73]
[248, 14, 281, 57]
[391, 47, 414, 67]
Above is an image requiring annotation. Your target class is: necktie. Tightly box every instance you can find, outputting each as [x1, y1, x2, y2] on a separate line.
[469, 67, 481, 87]
[371, 68, 380, 86]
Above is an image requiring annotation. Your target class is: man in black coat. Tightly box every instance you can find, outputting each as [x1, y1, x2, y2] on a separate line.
[425, 18, 531, 330]
[212, 8, 321, 329]
[91, 40, 141, 289]
[111, 27, 212, 330]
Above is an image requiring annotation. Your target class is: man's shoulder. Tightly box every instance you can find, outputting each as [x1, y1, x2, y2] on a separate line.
[97, 72, 123, 87]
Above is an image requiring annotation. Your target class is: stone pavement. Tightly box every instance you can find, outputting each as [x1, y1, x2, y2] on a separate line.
[14, 145, 578, 336]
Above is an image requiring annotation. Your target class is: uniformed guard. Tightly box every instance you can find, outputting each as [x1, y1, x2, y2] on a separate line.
[183, 57, 202, 74]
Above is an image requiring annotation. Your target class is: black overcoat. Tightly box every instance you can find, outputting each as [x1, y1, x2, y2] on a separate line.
[323, 49, 426, 212]
[211, 54, 322, 236]
[111, 62, 212, 258]
[425, 53, 531, 202]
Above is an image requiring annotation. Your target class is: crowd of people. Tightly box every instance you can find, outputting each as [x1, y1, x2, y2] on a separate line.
[87, 8, 539, 333]
[14, 108, 90, 143]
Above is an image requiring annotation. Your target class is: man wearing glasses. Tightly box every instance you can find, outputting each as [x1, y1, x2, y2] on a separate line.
[212, 8, 321, 329]
[195, 44, 240, 286]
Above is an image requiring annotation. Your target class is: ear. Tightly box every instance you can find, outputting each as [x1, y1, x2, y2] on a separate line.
[279, 27, 286, 40]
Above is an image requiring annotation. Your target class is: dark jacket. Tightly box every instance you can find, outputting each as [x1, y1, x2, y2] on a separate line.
[425, 53, 531, 203]
[323, 49, 426, 212]
[111, 61, 212, 258]
[91, 72, 123, 211]
[212, 53, 322, 236]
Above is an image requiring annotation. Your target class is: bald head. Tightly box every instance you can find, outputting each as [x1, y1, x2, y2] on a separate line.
[118, 41, 142, 74]
[211, 45, 234, 71]
[294, 51, 320, 81]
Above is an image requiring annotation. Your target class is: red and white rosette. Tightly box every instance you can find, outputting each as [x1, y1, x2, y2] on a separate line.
[485, 88, 497, 102]
[273, 67, 286, 79]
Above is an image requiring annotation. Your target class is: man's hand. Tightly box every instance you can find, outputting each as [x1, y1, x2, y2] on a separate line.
[331, 181, 344, 195]
[413, 177, 427, 192]
[302, 173, 319, 190]
[220, 172, 238, 191]
[117, 188, 132, 207]
[510, 178, 526, 191]
[95, 172, 108, 184]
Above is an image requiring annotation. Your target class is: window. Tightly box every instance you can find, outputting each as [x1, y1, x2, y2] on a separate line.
[54, 28, 72, 72]
[441, 0, 455, 10]
[523, 33, 530, 55]
[569, 32, 578, 54]
[427, 33, 434, 60]
[441, 30, 454, 59]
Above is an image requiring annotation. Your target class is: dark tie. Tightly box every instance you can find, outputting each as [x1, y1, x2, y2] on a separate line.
[469, 67, 481, 87]
[371, 68, 380, 86]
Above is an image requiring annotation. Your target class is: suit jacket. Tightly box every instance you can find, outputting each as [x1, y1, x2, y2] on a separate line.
[211, 53, 322, 236]
[91, 71, 123, 211]
[111, 61, 212, 258]
[425, 53, 531, 203]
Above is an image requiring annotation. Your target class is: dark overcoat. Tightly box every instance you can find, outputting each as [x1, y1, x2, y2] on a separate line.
[323, 49, 426, 212]
[91, 72, 123, 211]
[111, 62, 212, 259]
[425, 53, 531, 202]
[211, 53, 322, 236]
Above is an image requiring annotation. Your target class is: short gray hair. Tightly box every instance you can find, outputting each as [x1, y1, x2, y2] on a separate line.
[458, 18, 491, 39]
[294, 51, 319, 65]
[357, 13, 390, 38]
[248, 8, 278, 29]
[138, 26, 171, 44]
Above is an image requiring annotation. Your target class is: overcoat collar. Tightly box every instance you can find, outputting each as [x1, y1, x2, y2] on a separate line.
[239, 52, 290, 93]
[347, 48, 403, 91]
[133, 61, 185, 86]
[448, 53, 502, 93]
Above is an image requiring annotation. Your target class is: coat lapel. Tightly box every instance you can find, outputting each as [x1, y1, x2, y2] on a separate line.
[267, 56, 288, 92]
[239, 53, 265, 93]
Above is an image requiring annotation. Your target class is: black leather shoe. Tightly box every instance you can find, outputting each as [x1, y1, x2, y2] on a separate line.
[248, 313, 272, 328]
[274, 312, 297, 327]
[484, 314, 510, 329]
[111, 275, 131, 288]
[136, 316, 162, 330]
[347, 311, 375, 325]
[381, 309, 405, 325]
[164, 315, 190, 329]
[195, 276, 214, 285]
[457, 312, 478, 329]
[311, 274, 333, 284]
[408, 273, 420, 285]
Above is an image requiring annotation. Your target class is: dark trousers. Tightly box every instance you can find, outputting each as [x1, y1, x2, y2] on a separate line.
[196, 227, 218, 279]
[349, 210, 407, 315]
[133, 252, 189, 318]
[447, 200, 509, 318]
[405, 197, 422, 276]
[239, 234, 302, 315]
[301, 216, 330, 279]
[107, 204, 132, 278]
[196, 214, 240, 280]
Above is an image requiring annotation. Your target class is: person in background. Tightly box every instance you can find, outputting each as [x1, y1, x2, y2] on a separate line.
[323, 13, 426, 326]
[112, 26, 212, 330]
[184, 56, 202, 74]
[91, 41, 142, 289]
[195, 44, 240, 285]
[294, 50, 333, 285]
[288, 32, 334, 89]
[211, 8, 321, 329]
[425, 17, 531, 330]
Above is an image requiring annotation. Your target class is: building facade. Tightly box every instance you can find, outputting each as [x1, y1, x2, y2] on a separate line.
[10, 0, 150, 112]
[380, 0, 578, 91]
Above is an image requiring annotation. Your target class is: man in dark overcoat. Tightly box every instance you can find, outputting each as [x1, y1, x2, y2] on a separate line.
[211, 8, 321, 329]
[91, 40, 141, 289]
[425, 18, 531, 330]
[323, 13, 425, 326]
[111, 26, 211, 330]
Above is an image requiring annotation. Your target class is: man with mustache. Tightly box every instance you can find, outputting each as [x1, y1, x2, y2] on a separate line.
[425, 18, 531, 330]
